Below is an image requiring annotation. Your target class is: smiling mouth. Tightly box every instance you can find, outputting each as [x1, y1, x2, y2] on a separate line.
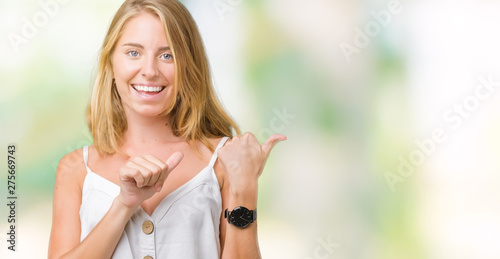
[132, 84, 166, 94]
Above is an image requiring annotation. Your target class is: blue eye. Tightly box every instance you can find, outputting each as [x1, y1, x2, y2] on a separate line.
[160, 53, 173, 60]
[127, 50, 139, 57]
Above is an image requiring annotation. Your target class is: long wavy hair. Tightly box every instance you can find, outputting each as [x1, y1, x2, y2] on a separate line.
[86, 0, 240, 158]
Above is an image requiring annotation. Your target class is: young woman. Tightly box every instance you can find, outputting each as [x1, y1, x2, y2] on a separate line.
[48, 0, 286, 258]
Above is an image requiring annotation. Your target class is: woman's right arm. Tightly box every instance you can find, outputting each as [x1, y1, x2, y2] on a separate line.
[48, 149, 183, 259]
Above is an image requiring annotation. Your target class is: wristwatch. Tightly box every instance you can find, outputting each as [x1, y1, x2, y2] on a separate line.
[224, 206, 257, 229]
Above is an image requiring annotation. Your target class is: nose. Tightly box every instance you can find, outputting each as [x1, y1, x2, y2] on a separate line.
[141, 55, 159, 79]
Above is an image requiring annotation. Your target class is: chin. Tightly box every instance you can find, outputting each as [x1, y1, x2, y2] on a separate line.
[132, 106, 170, 117]
[139, 110, 168, 117]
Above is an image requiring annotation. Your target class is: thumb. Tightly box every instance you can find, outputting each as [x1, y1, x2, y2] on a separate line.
[165, 151, 184, 173]
[261, 134, 287, 157]
[155, 151, 184, 193]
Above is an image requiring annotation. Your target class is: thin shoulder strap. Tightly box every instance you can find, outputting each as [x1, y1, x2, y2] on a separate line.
[82, 146, 93, 175]
[82, 145, 89, 166]
[208, 136, 230, 167]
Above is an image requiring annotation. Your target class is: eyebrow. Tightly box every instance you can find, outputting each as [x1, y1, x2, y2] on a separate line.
[122, 43, 170, 51]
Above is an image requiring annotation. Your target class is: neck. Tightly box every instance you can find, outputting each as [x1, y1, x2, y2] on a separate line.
[120, 111, 183, 154]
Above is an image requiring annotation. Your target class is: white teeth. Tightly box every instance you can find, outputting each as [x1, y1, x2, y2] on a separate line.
[133, 85, 164, 92]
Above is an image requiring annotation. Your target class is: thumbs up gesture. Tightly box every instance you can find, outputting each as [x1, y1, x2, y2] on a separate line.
[217, 132, 287, 194]
[118, 152, 184, 209]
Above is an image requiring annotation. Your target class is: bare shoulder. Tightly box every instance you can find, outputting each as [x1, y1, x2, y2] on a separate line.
[202, 136, 226, 154]
[209, 136, 225, 148]
[55, 147, 87, 189]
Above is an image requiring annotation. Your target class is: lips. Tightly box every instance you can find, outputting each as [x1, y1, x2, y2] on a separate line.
[132, 84, 166, 93]
[131, 84, 167, 99]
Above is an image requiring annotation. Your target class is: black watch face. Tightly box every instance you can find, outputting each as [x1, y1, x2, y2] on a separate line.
[229, 207, 253, 228]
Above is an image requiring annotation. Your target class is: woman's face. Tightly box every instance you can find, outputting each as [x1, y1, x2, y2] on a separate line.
[112, 12, 175, 118]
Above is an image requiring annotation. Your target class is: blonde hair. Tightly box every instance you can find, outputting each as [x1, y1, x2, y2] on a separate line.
[86, 0, 240, 158]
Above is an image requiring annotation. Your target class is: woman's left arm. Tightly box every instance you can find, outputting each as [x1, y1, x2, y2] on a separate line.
[217, 132, 287, 259]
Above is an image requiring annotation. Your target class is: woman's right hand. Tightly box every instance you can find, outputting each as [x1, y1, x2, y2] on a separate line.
[117, 152, 184, 209]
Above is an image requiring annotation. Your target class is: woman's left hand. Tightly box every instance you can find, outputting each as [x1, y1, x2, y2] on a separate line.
[217, 132, 287, 194]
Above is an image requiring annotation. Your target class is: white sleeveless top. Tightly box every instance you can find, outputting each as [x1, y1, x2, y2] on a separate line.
[79, 137, 229, 259]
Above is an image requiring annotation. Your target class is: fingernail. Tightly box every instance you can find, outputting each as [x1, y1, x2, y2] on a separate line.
[156, 186, 162, 192]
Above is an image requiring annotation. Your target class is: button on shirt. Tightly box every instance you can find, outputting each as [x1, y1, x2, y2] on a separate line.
[142, 220, 154, 235]
[79, 137, 229, 258]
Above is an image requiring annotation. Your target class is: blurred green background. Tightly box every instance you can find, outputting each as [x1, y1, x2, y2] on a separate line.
[2, 0, 500, 258]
